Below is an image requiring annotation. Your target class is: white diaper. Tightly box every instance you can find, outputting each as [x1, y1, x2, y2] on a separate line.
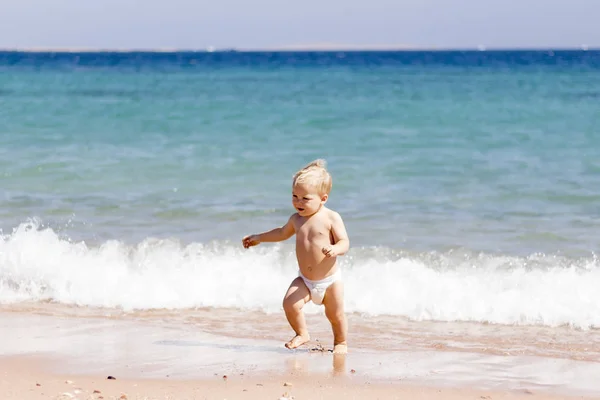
[299, 269, 341, 305]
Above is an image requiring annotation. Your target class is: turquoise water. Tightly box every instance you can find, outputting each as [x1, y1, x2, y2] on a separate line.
[2, 51, 599, 255]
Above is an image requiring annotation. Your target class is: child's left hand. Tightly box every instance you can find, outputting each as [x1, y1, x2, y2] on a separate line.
[322, 245, 337, 258]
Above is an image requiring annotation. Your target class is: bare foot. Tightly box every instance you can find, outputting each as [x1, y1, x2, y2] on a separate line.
[332, 343, 348, 354]
[285, 334, 310, 349]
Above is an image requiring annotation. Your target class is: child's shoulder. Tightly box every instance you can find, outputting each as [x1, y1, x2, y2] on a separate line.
[322, 207, 344, 221]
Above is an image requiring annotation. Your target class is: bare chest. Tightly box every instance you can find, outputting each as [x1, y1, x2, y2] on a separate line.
[294, 218, 332, 244]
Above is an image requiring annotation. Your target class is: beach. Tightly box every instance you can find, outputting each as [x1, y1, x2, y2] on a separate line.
[1, 50, 600, 399]
[1, 311, 599, 399]
[3, 357, 596, 400]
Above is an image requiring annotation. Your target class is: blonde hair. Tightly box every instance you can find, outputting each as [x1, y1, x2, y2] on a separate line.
[292, 159, 332, 195]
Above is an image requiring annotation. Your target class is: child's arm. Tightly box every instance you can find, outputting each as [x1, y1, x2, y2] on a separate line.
[323, 212, 350, 257]
[242, 216, 295, 248]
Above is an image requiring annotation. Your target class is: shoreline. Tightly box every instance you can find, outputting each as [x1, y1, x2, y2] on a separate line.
[0, 311, 599, 398]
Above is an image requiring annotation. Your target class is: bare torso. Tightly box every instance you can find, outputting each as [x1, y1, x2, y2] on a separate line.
[292, 207, 337, 281]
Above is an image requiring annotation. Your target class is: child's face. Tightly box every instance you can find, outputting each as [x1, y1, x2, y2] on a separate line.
[292, 183, 328, 217]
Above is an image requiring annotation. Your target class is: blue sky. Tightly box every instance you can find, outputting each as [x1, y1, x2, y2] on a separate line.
[1, 0, 598, 49]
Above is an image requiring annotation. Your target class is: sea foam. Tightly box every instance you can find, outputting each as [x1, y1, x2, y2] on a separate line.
[1, 221, 598, 329]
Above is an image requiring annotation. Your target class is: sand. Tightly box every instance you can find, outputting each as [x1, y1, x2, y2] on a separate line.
[2, 354, 596, 400]
[0, 312, 598, 400]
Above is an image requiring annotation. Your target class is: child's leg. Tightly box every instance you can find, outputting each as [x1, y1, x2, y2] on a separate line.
[322, 280, 347, 354]
[282, 277, 311, 349]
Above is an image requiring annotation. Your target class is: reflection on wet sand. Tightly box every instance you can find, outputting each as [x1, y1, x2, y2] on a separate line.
[284, 353, 347, 377]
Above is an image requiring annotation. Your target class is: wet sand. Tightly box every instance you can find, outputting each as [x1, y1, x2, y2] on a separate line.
[0, 312, 599, 399]
[2, 354, 596, 400]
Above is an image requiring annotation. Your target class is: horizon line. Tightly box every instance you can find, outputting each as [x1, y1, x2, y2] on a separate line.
[0, 44, 596, 53]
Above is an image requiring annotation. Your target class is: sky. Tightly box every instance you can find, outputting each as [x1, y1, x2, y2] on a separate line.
[1, 0, 598, 50]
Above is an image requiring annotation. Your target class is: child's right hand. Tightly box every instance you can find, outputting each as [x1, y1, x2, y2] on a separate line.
[242, 235, 260, 248]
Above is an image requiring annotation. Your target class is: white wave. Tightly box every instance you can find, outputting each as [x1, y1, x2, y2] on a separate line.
[1, 221, 599, 329]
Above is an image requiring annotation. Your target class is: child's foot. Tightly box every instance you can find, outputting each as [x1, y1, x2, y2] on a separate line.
[285, 334, 310, 349]
[332, 343, 348, 354]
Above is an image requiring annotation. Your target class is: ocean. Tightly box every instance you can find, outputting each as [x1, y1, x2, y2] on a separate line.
[1, 50, 600, 373]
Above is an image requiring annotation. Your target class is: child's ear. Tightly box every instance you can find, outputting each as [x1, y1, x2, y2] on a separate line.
[321, 194, 329, 203]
